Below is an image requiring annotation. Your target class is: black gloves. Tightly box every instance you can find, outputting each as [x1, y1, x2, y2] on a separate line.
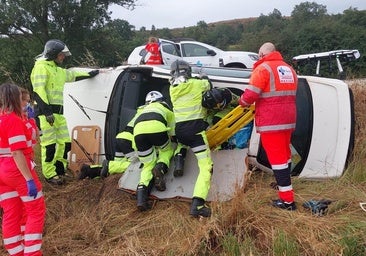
[75, 70, 99, 81]
[88, 70, 99, 78]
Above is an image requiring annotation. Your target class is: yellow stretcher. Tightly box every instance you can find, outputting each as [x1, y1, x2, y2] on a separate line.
[206, 105, 255, 149]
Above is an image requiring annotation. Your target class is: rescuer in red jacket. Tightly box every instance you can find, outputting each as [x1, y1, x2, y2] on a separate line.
[239, 42, 298, 210]
[144, 37, 163, 65]
[0, 83, 46, 256]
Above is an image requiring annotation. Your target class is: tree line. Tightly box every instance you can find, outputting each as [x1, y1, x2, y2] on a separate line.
[0, 1, 365, 90]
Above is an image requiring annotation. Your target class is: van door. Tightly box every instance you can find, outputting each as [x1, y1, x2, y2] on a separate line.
[104, 67, 171, 159]
[160, 39, 181, 65]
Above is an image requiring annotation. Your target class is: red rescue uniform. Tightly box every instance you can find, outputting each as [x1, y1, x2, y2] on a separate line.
[0, 112, 46, 256]
[239, 51, 298, 203]
[144, 42, 163, 65]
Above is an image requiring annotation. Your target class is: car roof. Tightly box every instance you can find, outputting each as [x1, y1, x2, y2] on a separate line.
[161, 38, 196, 43]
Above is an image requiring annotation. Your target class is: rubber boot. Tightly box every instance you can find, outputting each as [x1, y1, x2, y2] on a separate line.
[136, 184, 151, 211]
[152, 162, 168, 191]
[190, 197, 211, 218]
[173, 154, 185, 177]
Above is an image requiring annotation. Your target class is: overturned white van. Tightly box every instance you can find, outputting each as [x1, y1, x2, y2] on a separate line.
[64, 65, 354, 201]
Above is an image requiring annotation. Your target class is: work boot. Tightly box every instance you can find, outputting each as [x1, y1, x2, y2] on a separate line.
[136, 184, 151, 211]
[78, 164, 90, 180]
[272, 199, 297, 211]
[78, 164, 101, 180]
[152, 162, 168, 191]
[173, 153, 185, 177]
[46, 175, 65, 185]
[190, 197, 211, 218]
[55, 160, 66, 176]
[100, 159, 109, 178]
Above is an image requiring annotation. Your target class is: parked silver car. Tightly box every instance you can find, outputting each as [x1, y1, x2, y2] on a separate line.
[127, 38, 259, 69]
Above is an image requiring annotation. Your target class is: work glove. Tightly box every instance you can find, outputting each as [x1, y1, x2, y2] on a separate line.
[88, 70, 99, 78]
[26, 105, 35, 119]
[27, 179, 38, 198]
[303, 199, 332, 216]
[45, 114, 55, 125]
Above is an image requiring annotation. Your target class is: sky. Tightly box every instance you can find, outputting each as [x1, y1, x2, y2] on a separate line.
[109, 0, 365, 29]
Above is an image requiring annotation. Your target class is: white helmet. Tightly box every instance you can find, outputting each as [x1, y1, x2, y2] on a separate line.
[145, 91, 163, 104]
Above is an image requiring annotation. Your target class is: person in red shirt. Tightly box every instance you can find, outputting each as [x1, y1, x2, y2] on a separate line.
[0, 83, 46, 256]
[143, 37, 163, 65]
[239, 42, 298, 211]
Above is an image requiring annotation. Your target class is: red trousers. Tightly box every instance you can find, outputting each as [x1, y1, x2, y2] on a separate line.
[0, 159, 45, 256]
[260, 131, 294, 203]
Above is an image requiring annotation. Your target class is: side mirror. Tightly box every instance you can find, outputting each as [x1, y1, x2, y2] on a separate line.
[207, 49, 216, 56]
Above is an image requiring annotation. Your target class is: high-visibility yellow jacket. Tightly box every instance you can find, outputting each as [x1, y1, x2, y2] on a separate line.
[30, 58, 90, 116]
[170, 78, 211, 134]
[134, 101, 175, 136]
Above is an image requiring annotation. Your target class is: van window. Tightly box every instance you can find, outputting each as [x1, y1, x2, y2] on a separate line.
[182, 43, 209, 57]
[162, 44, 180, 57]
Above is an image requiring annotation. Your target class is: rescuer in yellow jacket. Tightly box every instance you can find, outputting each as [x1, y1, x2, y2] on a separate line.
[30, 39, 99, 185]
[134, 91, 175, 211]
[169, 60, 213, 218]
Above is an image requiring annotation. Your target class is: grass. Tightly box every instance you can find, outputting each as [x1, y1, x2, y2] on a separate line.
[1, 80, 366, 255]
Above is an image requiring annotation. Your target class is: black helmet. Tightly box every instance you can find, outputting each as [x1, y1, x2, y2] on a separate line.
[170, 60, 192, 78]
[221, 88, 233, 104]
[43, 39, 71, 60]
[202, 88, 231, 110]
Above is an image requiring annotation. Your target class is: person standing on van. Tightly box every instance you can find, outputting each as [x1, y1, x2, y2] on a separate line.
[0, 83, 46, 256]
[143, 37, 163, 65]
[238, 42, 298, 210]
[169, 60, 213, 218]
[134, 91, 175, 211]
[30, 39, 99, 185]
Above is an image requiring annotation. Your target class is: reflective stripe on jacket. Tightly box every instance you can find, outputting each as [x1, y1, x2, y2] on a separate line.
[241, 51, 298, 133]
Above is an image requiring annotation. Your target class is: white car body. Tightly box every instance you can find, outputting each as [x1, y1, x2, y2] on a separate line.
[127, 38, 259, 69]
[64, 65, 354, 201]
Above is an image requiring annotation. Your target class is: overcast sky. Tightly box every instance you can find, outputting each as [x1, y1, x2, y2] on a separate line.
[109, 0, 365, 29]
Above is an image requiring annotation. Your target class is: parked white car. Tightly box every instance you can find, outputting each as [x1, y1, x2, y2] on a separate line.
[127, 38, 259, 69]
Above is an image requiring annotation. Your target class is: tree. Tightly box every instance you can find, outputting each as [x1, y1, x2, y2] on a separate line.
[0, 0, 137, 40]
[291, 1, 327, 24]
[0, 0, 137, 85]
